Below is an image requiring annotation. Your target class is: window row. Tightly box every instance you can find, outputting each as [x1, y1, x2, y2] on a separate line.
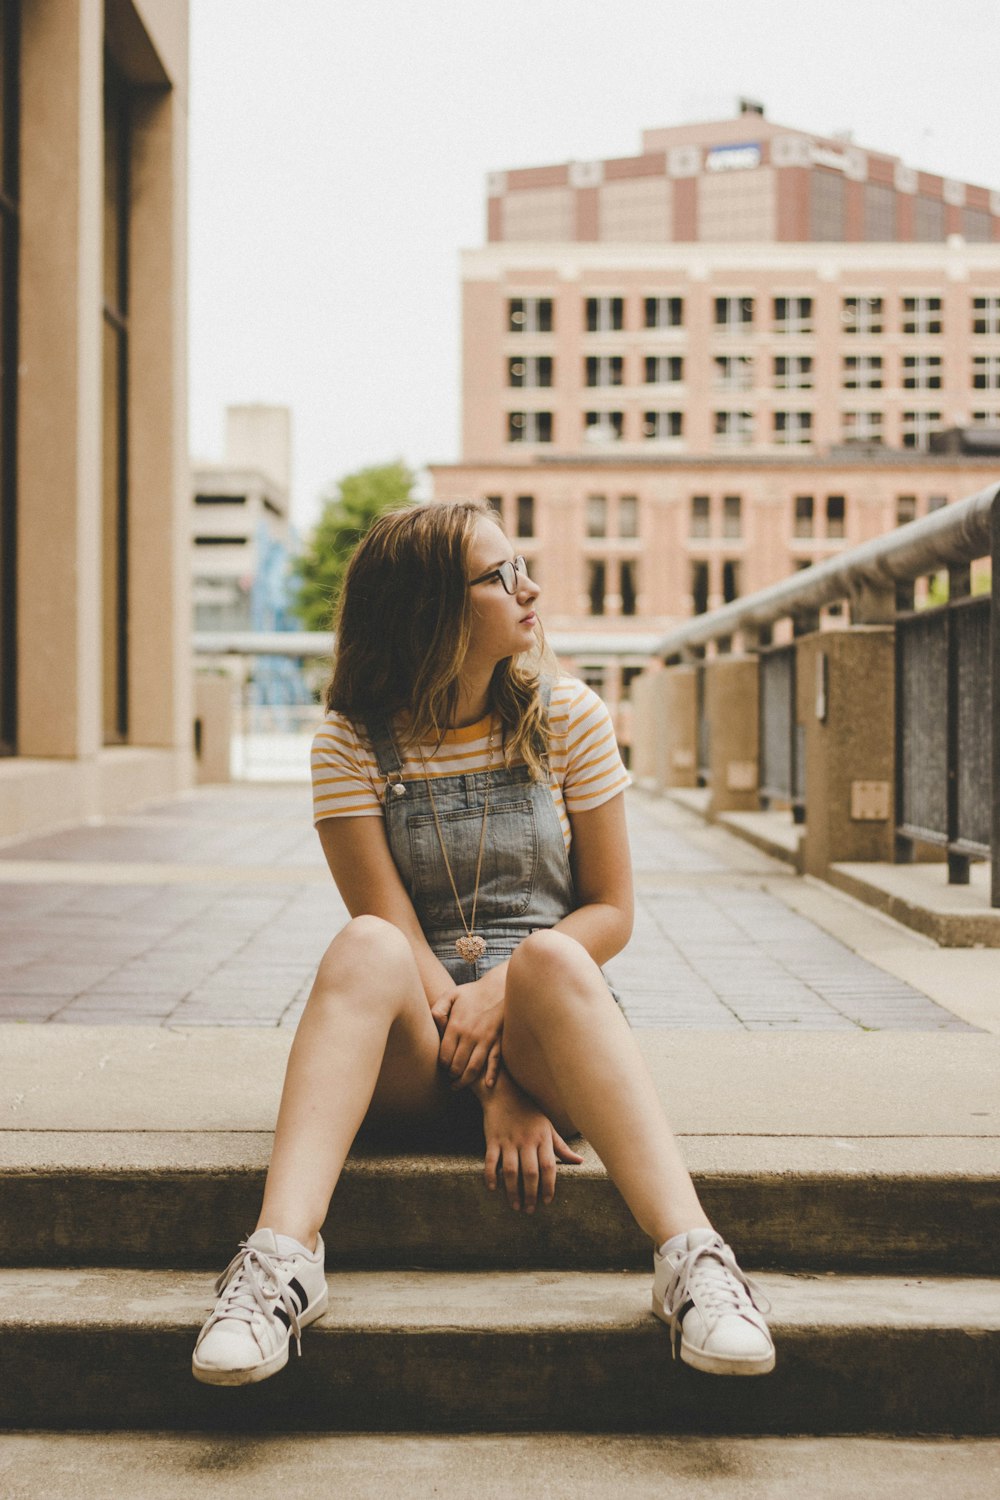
[508, 295, 1000, 337]
[509, 352, 1000, 391]
[586, 559, 640, 617]
[509, 409, 955, 448]
[485, 492, 641, 539]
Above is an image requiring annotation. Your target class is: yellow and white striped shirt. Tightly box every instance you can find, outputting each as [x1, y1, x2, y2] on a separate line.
[311, 676, 630, 849]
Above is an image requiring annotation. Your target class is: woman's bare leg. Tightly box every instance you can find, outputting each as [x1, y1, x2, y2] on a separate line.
[500, 929, 711, 1245]
[256, 915, 443, 1248]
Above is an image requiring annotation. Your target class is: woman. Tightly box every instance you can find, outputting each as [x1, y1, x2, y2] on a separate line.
[192, 499, 774, 1386]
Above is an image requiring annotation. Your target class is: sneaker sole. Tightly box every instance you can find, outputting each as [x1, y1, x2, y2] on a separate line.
[651, 1296, 775, 1377]
[192, 1285, 329, 1387]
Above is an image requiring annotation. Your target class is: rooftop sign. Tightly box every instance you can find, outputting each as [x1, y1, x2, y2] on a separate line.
[706, 143, 761, 173]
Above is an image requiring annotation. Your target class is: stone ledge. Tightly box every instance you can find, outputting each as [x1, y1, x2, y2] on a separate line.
[828, 860, 1000, 948]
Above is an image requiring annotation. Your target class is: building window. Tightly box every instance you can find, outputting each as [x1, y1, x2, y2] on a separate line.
[690, 495, 710, 539]
[691, 561, 709, 616]
[645, 355, 683, 384]
[714, 295, 754, 328]
[896, 495, 918, 526]
[618, 495, 638, 538]
[903, 354, 943, 390]
[901, 410, 943, 450]
[927, 494, 948, 512]
[913, 195, 946, 242]
[508, 297, 552, 333]
[585, 355, 623, 387]
[516, 495, 535, 537]
[843, 354, 883, 389]
[714, 410, 753, 447]
[102, 54, 132, 746]
[863, 182, 896, 241]
[826, 495, 846, 539]
[644, 295, 683, 328]
[621, 665, 645, 700]
[0, 0, 20, 756]
[971, 408, 1000, 426]
[585, 296, 624, 332]
[620, 560, 638, 616]
[722, 495, 742, 539]
[722, 560, 740, 604]
[508, 355, 552, 388]
[584, 411, 624, 442]
[972, 355, 1000, 391]
[773, 296, 813, 334]
[484, 495, 504, 523]
[842, 295, 883, 335]
[642, 410, 683, 440]
[972, 297, 1000, 336]
[586, 495, 607, 538]
[842, 411, 883, 445]
[713, 355, 753, 391]
[794, 495, 815, 538]
[507, 412, 553, 443]
[586, 560, 606, 616]
[902, 297, 942, 335]
[774, 355, 813, 390]
[811, 168, 846, 239]
[774, 411, 813, 445]
[581, 664, 606, 695]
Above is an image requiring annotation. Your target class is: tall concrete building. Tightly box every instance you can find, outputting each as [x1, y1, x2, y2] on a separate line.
[0, 3, 189, 838]
[430, 104, 1000, 742]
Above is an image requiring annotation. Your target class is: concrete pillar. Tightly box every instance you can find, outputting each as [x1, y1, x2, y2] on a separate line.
[795, 627, 895, 878]
[17, 0, 104, 757]
[706, 656, 759, 817]
[659, 666, 697, 790]
[629, 671, 657, 785]
[128, 80, 191, 749]
[194, 674, 232, 784]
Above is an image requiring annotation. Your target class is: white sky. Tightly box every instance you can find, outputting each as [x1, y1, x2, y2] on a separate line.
[188, 0, 1000, 531]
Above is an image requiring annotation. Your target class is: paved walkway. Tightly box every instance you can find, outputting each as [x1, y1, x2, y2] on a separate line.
[0, 784, 977, 1033]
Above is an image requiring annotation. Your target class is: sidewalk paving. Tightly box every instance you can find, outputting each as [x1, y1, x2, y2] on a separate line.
[0, 784, 985, 1033]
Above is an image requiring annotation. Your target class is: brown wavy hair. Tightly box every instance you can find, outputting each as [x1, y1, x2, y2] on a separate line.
[325, 500, 553, 779]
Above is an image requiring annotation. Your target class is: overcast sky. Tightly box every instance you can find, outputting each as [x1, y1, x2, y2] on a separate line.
[188, 0, 1000, 531]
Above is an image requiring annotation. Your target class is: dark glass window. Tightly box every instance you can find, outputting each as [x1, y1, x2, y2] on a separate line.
[722, 560, 740, 604]
[896, 495, 918, 526]
[691, 561, 709, 616]
[620, 560, 638, 616]
[102, 54, 131, 745]
[584, 411, 624, 440]
[644, 296, 683, 328]
[0, 0, 19, 756]
[586, 560, 606, 616]
[794, 495, 814, 538]
[618, 495, 638, 538]
[508, 355, 552, 388]
[585, 355, 623, 387]
[516, 495, 535, 537]
[722, 495, 741, 539]
[826, 495, 846, 539]
[586, 495, 607, 538]
[585, 297, 623, 332]
[690, 495, 710, 538]
[508, 297, 552, 333]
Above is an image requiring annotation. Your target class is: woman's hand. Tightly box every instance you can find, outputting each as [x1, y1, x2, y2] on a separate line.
[480, 1072, 584, 1212]
[432, 974, 505, 1091]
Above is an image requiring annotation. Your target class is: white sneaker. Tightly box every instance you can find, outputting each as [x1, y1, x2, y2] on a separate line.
[192, 1228, 329, 1386]
[652, 1228, 775, 1376]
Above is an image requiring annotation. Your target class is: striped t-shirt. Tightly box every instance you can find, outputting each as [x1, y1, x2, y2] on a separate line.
[311, 676, 631, 849]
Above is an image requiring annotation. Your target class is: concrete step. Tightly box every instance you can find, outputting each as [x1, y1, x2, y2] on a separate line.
[2, 1433, 1000, 1500]
[2, 1132, 998, 1273]
[1, 1267, 998, 1433]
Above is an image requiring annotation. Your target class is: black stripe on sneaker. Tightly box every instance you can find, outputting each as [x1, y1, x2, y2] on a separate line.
[275, 1306, 290, 1329]
[675, 1298, 695, 1327]
[287, 1276, 308, 1311]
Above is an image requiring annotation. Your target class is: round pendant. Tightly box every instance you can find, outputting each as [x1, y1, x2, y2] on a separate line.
[391, 781, 407, 798]
[455, 934, 487, 963]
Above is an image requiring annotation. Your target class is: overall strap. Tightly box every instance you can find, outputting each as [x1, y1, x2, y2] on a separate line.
[360, 714, 404, 782]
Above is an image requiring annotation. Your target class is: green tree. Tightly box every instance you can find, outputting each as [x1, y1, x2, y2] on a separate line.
[289, 460, 416, 631]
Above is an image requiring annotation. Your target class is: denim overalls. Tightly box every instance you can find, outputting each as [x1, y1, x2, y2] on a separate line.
[362, 684, 581, 986]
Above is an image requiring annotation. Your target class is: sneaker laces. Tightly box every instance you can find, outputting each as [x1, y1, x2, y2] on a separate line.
[666, 1236, 771, 1361]
[199, 1239, 306, 1358]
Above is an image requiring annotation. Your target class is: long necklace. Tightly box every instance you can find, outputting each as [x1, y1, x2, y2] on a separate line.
[418, 720, 495, 964]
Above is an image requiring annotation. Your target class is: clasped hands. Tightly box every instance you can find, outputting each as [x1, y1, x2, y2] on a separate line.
[430, 976, 583, 1212]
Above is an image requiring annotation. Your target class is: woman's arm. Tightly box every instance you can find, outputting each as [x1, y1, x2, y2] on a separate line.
[316, 815, 456, 1009]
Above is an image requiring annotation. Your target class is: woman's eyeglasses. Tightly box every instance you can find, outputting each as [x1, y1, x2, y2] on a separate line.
[468, 556, 528, 595]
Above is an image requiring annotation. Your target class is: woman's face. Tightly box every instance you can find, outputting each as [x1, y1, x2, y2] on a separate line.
[464, 516, 540, 667]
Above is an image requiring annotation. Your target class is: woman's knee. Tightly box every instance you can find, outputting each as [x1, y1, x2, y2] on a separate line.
[314, 915, 415, 1001]
[507, 929, 602, 1013]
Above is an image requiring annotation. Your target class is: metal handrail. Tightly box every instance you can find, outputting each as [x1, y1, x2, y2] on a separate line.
[653, 481, 999, 659]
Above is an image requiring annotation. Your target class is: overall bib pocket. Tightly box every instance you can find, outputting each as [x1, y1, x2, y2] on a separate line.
[406, 799, 540, 930]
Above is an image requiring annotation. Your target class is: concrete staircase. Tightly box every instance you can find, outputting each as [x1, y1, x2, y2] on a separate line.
[1, 1130, 998, 1435]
